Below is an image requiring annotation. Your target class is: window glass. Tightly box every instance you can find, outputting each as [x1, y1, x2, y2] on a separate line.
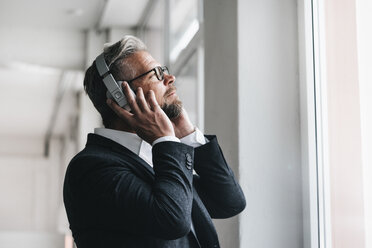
[169, 0, 199, 63]
[174, 51, 199, 125]
[143, 0, 165, 64]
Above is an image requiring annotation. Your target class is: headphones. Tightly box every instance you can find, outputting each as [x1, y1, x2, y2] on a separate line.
[95, 53, 132, 111]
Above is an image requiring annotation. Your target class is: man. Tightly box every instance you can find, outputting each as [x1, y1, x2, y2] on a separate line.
[63, 35, 245, 248]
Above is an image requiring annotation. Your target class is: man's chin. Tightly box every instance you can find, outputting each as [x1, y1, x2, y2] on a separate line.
[162, 99, 183, 119]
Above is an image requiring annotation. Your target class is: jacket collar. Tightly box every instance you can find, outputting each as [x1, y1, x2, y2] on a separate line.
[94, 128, 145, 156]
[86, 133, 155, 178]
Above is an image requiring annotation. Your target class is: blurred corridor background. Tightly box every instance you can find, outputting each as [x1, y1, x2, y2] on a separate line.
[0, 0, 371, 247]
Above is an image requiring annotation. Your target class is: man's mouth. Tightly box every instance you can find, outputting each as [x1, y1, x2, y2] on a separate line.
[164, 86, 177, 98]
[167, 91, 175, 97]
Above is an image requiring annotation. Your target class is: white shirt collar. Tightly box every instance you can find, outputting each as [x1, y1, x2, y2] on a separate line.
[94, 128, 154, 166]
[94, 128, 149, 156]
[94, 127, 207, 168]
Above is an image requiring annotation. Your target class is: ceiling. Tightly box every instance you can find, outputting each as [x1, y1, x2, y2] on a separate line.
[0, 0, 149, 153]
[0, 0, 149, 29]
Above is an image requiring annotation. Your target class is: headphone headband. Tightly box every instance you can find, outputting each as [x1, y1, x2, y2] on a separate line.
[95, 53, 128, 108]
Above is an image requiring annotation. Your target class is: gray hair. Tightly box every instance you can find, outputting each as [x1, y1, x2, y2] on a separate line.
[103, 35, 147, 80]
[83, 35, 147, 128]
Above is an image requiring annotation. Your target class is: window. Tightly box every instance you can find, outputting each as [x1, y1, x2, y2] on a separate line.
[169, 0, 199, 63]
[139, 0, 166, 64]
[139, 0, 204, 130]
[305, 0, 372, 246]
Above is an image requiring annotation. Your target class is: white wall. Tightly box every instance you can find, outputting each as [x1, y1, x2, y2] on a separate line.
[204, 0, 239, 247]
[0, 232, 64, 248]
[108, 28, 135, 43]
[204, 0, 303, 247]
[238, 0, 303, 247]
[0, 138, 67, 247]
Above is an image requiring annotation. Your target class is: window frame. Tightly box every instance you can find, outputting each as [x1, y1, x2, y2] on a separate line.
[298, 0, 332, 247]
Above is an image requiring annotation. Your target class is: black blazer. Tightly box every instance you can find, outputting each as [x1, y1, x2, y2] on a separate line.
[63, 134, 245, 248]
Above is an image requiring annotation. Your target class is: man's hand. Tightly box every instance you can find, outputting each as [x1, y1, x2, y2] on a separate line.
[171, 108, 195, 139]
[107, 82, 175, 144]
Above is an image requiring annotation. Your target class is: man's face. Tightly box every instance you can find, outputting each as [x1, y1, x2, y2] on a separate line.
[125, 51, 182, 119]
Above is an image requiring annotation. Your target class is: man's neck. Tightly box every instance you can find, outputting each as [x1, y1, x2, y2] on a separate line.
[109, 120, 136, 134]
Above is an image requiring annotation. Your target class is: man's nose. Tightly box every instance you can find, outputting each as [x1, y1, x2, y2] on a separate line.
[164, 73, 176, 85]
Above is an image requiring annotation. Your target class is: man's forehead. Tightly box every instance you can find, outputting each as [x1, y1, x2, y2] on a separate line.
[128, 51, 159, 71]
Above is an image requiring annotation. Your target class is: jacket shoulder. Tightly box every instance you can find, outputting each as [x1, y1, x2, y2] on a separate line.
[65, 146, 129, 185]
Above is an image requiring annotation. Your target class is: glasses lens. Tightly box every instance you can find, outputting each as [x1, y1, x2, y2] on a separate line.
[162, 66, 169, 76]
[154, 67, 162, 81]
[154, 66, 169, 81]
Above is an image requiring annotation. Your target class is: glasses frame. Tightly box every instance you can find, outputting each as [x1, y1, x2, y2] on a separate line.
[122, 66, 169, 85]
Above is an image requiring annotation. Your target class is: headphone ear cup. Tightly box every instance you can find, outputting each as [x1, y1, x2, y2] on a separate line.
[106, 90, 114, 100]
[106, 90, 132, 111]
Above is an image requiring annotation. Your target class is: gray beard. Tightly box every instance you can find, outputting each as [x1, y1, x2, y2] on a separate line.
[162, 99, 183, 119]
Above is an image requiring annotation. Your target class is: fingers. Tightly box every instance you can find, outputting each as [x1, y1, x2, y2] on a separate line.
[135, 87, 150, 112]
[106, 98, 134, 125]
[122, 82, 140, 114]
[148, 90, 161, 111]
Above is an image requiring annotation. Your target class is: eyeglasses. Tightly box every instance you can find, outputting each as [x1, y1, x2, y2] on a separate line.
[124, 66, 170, 84]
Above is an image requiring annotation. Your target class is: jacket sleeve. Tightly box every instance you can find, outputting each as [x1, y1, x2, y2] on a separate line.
[193, 135, 246, 219]
[64, 141, 194, 240]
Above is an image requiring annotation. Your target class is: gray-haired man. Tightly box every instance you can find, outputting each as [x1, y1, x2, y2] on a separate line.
[63, 35, 245, 248]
